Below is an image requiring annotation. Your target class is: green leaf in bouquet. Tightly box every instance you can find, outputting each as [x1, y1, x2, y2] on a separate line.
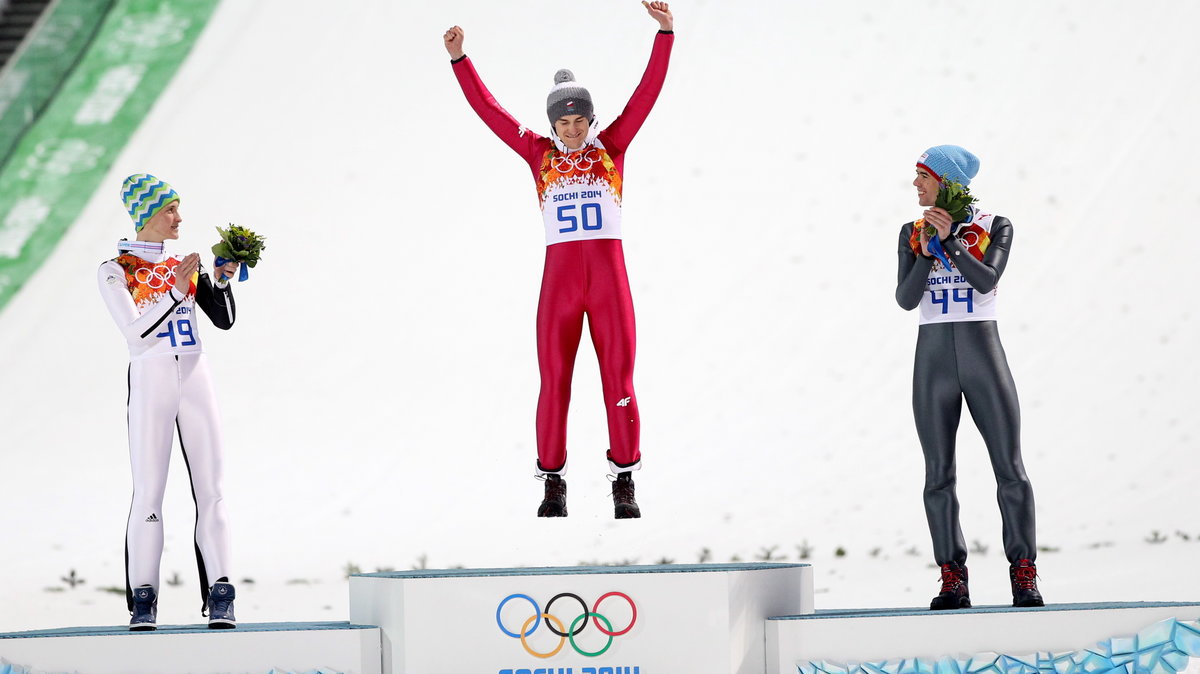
[211, 240, 235, 260]
[211, 224, 267, 264]
[934, 179, 978, 223]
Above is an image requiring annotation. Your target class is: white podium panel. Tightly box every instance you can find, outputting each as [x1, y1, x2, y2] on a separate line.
[766, 602, 1200, 674]
[0, 621, 381, 674]
[349, 563, 813, 674]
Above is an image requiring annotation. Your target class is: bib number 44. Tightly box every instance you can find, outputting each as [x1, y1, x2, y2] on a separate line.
[557, 203, 603, 233]
[930, 288, 974, 314]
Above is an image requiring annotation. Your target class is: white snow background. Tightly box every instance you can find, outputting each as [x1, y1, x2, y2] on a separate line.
[1, 0, 1198, 631]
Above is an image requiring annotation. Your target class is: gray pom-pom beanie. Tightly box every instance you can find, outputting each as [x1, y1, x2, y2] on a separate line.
[546, 68, 594, 123]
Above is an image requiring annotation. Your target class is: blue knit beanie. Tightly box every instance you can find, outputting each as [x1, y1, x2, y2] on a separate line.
[121, 173, 179, 231]
[917, 145, 980, 187]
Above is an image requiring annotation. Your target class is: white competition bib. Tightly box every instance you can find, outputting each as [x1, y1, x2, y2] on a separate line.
[918, 211, 1000, 324]
[537, 145, 624, 245]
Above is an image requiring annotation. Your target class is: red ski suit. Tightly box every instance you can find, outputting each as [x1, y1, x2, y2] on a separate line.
[452, 31, 673, 474]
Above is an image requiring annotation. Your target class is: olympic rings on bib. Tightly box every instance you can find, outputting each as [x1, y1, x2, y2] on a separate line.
[551, 148, 601, 174]
[134, 264, 178, 290]
[496, 591, 637, 658]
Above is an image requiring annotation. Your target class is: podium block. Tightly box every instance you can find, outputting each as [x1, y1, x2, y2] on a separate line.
[765, 602, 1200, 674]
[349, 563, 813, 674]
[0, 621, 381, 674]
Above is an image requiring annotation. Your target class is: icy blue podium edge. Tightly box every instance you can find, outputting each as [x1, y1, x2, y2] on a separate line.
[792, 615, 1200, 674]
[770, 601, 1200, 621]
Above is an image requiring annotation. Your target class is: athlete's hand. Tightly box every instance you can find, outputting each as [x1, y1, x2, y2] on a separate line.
[918, 226, 932, 257]
[173, 253, 199, 296]
[215, 258, 239, 282]
[922, 207, 953, 241]
[642, 1, 673, 31]
[444, 25, 465, 60]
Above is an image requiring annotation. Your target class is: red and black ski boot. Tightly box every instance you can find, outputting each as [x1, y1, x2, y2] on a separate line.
[930, 562, 971, 610]
[1010, 559, 1045, 607]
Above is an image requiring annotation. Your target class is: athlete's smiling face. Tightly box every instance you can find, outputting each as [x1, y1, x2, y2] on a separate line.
[914, 168, 940, 208]
[139, 200, 182, 242]
[554, 114, 590, 151]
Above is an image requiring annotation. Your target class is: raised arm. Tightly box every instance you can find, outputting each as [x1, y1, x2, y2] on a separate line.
[599, 3, 675, 156]
[445, 25, 544, 164]
[896, 223, 934, 310]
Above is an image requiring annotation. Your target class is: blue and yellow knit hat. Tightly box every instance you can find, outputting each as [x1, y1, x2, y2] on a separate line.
[917, 145, 980, 187]
[121, 173, 179, 231]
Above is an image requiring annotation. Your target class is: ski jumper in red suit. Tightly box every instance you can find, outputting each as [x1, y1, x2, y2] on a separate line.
[451, 31, 673, 475]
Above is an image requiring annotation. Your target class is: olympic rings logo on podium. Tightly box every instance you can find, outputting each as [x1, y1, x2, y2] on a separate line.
[495, 592, 637, 658]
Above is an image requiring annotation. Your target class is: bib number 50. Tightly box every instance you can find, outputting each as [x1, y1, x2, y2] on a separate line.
[558, 203, 603, 233]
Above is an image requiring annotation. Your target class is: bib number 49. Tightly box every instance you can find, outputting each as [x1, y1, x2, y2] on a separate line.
[557, 203, 603, 233]
[156, 319, 195, 347]
[930, 288, 974, 314]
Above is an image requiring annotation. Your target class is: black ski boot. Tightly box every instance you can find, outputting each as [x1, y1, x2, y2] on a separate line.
[611, 472, 641, 519]
[537, 474, 567, 517]
[930, 562, 971, 610]
[1010, 559, 1045, 607]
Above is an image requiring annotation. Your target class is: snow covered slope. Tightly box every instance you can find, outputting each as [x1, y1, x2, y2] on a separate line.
[1, 0, 1198, 630]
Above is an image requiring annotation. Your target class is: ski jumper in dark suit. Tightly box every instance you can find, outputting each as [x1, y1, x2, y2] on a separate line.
[895, 206, 1037, 566]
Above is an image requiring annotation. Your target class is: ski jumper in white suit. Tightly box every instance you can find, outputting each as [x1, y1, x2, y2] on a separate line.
[98, 240, 235, 614]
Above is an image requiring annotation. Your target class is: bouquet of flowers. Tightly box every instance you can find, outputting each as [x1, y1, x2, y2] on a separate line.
[934, 179, 977, 223]
[922, 179, 977, 269]
[211, 224, 266, 282]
